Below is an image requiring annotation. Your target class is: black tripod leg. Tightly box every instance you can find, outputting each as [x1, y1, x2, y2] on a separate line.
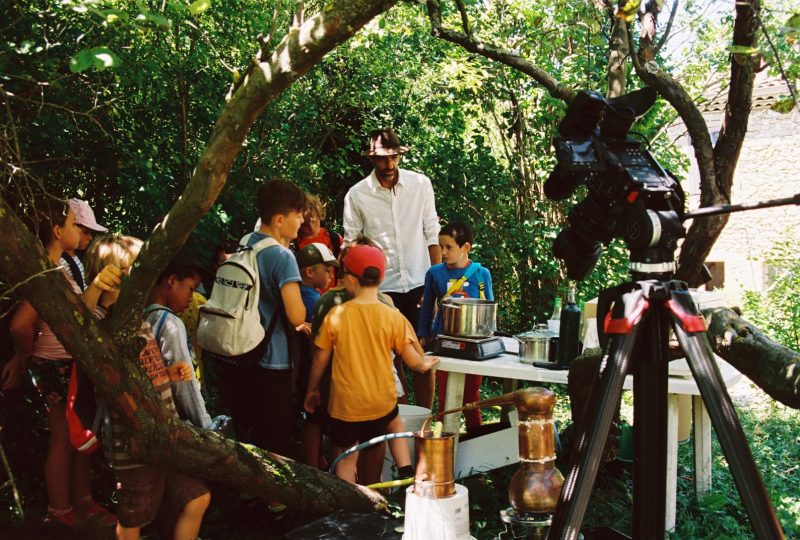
[632, 308, 669, 538]
[547, 327, 639, 540]
[674, 325, 784, 539]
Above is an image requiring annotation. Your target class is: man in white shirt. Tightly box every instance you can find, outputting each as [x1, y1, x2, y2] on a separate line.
[343, 128, 441, 409]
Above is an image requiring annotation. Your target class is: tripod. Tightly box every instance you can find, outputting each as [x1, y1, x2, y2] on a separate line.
[546, 276, 784, 539]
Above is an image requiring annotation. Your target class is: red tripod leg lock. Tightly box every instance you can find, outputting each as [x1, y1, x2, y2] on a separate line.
[604, 291, 649, 334]
[666, 294, 707, 333]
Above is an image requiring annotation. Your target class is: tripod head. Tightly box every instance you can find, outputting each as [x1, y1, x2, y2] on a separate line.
[544, 87, 686, 281]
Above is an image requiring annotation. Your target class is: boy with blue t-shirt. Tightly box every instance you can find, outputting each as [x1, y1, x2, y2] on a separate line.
[296, 243, 339, 318]
[215, 180, 307, 460]
[417, 220, 494, 431]
[295, 242, 339, 469]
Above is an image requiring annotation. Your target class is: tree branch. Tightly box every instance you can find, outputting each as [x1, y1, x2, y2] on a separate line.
[425, 0, 575, 103]
[113, 0, 403, 339]
[703, 307, 800, 409]
[655, 0, 679, 55]
[756, 9, 798, 109]
[453, 0, 471, 36]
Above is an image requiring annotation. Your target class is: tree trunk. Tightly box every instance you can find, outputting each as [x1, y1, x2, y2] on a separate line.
[0, 0, 399, 516]
[606, 16, 628, 98]
[676, 0, 760, 286]
[705, 307, 800, 408]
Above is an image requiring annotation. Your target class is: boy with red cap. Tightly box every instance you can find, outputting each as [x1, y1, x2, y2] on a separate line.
[303, 245, 439, 485]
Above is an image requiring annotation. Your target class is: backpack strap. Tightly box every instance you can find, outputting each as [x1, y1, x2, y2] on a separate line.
[251, 236, 280, 254]
[62, 254, 85, 291]
[144, 305, 173, 343]
[442, 262, 482, 301]
[240, 233, 280, 255]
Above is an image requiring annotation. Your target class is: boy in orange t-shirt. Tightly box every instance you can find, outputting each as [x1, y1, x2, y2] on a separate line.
[303, 245, 438, 485]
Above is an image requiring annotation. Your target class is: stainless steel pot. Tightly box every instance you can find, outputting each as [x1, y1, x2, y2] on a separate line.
[515, 324, 557, 364]
[440, 298, 497, 338]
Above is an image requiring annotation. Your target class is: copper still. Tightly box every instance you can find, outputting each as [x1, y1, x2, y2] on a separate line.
[420, 387, 564, 512]
[414, 430, 456, 498]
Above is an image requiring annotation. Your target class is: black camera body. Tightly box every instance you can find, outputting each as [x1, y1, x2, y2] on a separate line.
[544, 88, 685, 281]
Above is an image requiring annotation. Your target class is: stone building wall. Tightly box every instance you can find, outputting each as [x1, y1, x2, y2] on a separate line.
[674, 80, 800, 299]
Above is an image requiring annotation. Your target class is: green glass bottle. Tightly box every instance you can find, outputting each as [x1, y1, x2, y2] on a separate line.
[557, 286, 581, 367]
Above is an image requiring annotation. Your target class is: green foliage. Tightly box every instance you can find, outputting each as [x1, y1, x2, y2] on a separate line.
[742, 231, 800, 349]
[673, 385, 800, 539]
[2, 0, 694, 332]
[69, 46, 123, 73]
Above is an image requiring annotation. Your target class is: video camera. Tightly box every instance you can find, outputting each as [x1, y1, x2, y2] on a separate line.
[544, 87, 686, 281]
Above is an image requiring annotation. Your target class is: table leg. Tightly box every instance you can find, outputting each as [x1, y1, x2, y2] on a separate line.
[442, 371, 466, 445]
[500, 379, 519, 424]
[693, 395, 712, 499]
[665, 394, 679, 532]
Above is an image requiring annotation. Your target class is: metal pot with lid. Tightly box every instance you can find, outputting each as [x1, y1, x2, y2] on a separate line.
[515, 324, 558, 365]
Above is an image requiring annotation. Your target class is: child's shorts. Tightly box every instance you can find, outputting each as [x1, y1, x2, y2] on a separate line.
[328, 405, 399, 449]
[28, 358, 72, 410]
[115, 465, 209, 528]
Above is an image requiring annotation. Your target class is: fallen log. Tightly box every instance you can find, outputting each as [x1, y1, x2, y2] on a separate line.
[704, 307, 800, 409]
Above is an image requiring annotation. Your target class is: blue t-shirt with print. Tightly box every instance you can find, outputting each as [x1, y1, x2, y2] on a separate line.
[247, 232, 302, 370]
[417, 261, 494, 338]
[300, 284, 320, 324]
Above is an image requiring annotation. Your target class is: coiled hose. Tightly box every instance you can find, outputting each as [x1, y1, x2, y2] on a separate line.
[327, 431, 417, 489]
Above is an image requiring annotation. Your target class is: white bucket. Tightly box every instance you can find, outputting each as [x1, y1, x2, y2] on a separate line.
[381, 405, 431, 482]
[402, 483, 470, 540]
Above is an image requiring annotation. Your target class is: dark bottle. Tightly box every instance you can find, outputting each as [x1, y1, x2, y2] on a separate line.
[557, 286, 581, 367]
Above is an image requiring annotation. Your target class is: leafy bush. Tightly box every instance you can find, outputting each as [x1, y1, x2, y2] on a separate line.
[742, 231, 800, 349]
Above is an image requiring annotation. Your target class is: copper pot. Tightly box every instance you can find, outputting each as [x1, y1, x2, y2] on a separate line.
[414, 430, 456, 498]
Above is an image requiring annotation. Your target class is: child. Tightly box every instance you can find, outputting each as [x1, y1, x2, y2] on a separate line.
[295, 242, 339, 469]
[145, 253, 213, 429]
[1, 197, 114, 527]
[310, 237, 415, 481]
[59, 198, 109, 291]
[304, 244, 438, 485]
[418, 220, 494, 432]
[216, 179, 307, 458]
[293, 194, 342, 292]
[83, 235, 210, 540]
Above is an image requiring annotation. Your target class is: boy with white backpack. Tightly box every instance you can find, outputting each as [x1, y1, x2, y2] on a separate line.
[199, 180, 307, 456]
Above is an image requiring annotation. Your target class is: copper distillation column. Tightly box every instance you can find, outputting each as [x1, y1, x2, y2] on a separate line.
[422, 387, 564, 539]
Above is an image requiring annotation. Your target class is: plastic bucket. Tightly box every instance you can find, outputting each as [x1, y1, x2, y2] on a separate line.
[402, 484, 470, 540]
[381, 405, 431, 482]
